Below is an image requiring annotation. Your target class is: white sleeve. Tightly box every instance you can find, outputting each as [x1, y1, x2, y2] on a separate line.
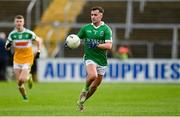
[7, 33, 13, 41]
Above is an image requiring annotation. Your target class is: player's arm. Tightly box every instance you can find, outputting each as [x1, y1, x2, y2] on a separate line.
[5, 33, 13, 51]
[98, 26, 113, 50]
[76, 26, 86, 46]
[34, 36, 42, 58]
[97, 42, 112, 50]
[87, 26, 113, 49]
[35, 36, 42, 52]
[77, 25, 86, 39]
[5, 40, 12, 50]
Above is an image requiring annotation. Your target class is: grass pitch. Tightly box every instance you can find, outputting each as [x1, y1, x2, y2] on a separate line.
[0, 82, 179, 116]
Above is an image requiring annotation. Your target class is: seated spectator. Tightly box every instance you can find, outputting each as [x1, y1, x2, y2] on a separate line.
[114, 45, 132, 60]
[0, 32, 8, 81]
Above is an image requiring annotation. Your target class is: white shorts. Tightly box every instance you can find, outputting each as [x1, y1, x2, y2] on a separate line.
[13, 63, 31, 70]
[84, 59, 107, 75]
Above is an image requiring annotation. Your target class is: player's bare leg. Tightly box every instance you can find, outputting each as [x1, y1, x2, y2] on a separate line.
[18, 82, 28, 101]
[77, 64, 97, 111]
[28, 65, 34, 89]
[80, 76, 95, 100]
[85, 74, 102, 100]
[77, 78, 94, 112]
[14, 69, 29, 101]
[77, 83, 93, 111]
[27, 73, 33, 89]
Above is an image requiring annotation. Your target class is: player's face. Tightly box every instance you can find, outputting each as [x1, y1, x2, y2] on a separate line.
[14, 18, 24, 31]
[91, 10, 103, 25]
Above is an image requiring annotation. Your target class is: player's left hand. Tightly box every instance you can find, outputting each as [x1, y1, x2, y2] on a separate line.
[87, 40, 99, 48]
[5, 40, 12, 51]
[35, 51, 40, 59]
[64, 40, 72, 49]
[64, 41, 68, 48]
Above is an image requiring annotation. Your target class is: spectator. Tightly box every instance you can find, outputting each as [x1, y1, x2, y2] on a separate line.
[114, 45, 132, 60]
[0, 32, 8, 81]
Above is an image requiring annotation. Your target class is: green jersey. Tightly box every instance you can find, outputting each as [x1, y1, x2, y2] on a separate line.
[7, 28, 36, 64]
[77, 22, 112, 66]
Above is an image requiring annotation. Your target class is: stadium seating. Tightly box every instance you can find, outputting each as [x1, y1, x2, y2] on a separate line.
[34, 0, 85, 56]
[131, 1, 180, 58]
[0, 0, 179, 58]
[0, 0, 30, 34]
[76, 1, 127, 23]
[0, 0, 50, 35]
[67, 1, 180, 58]
[133, 2, 180, 24]
[0, 1, 30, 22]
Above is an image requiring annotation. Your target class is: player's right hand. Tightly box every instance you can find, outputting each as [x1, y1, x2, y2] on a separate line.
[64, 41, 68, 48]
[35, 51, 40, 59]
[64, 40, 71, 49]
[87, 40, 99, 48]
[5, 40, 12, 51]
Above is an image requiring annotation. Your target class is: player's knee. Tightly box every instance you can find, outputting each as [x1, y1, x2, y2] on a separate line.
[18, 79, 24, 86]
[90, 85, 98, 91]
[96, 82, 101, 87]
[88, 73, 97, 79]
[18, 81, 23, 87]
[88, 77, 95, 82]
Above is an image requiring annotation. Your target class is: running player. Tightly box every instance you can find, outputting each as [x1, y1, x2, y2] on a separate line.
[76, 6, 113, 111]
[5, 15, 41, 101]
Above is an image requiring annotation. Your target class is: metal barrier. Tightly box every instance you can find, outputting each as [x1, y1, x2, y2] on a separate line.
[85, 0, 180, 58]
[0, 0, 179, 58]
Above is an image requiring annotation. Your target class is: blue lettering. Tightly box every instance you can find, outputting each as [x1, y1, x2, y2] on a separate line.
[70, 63, 76, 78]
[133, 63, 143, 79]
[171, 63, 180, 79]
[44, 62, 54, 78]
[161, 64, 167, 79]
[145, 64, 149, 79]
[80, 63, 86, 78]
[109, 63, 119, 79]
[121, 63, 131, 79]
[57, 63, 66, 78]
[154, 63, 159, 79]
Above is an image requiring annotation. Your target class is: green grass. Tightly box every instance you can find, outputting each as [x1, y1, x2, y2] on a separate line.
[0, 82, 180, 116]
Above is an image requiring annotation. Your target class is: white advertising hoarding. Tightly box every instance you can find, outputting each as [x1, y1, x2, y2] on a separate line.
[37, 59, 180, 82]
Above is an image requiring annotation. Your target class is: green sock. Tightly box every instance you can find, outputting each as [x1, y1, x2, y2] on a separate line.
[82, 83, 89, 92]
[23, 95, 28, 100]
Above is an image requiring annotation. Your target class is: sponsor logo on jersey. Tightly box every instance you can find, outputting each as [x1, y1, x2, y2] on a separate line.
[87, 30, 92, 33]
[100, 31, 104, 36]
[15, 41, 28, 46]
[93, 30, 98, 35]
[18, 35, 23, 39]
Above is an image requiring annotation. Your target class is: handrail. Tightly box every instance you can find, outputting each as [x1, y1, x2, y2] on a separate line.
[64, 0, 73, 24]
[68, 22, 179, 58]
[139, 0, 146, 12]
[172, 28, 178, 58]
[26, 0, 37, 29]
[69, 23, 180, 29]
[125, 0, 133, 39]
[0, 22, 14, 28]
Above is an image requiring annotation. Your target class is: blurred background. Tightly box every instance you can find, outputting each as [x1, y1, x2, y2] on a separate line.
[0, 0, 180, 116]
[0, 0, 180, 82]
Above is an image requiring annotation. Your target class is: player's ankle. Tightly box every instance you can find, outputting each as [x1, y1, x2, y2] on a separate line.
[82, 88, 88, 92]
[23, 95, 28, 100]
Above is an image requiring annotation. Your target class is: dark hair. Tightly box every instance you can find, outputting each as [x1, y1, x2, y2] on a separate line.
[91, 6, 104, 13]
[15, 15, 24, 19]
